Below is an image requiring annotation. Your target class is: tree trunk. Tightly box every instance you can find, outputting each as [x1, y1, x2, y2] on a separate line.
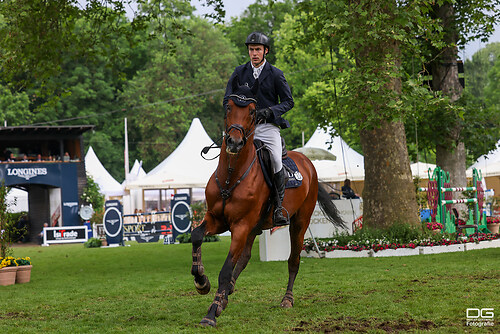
[361, 121, 419, 228]
[431, 2, 467, 214]
[353, 1, 419, 229]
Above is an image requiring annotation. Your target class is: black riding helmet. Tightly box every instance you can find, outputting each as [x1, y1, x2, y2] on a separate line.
[245, 32, 270, 54]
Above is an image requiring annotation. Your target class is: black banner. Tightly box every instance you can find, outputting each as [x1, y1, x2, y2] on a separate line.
[171, 194, 191, 241]
[43, 226, 88, 244]
[123, 221, 172, 243]
[103, 200, 123, 245]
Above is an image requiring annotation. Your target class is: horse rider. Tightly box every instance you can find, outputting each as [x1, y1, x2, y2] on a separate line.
[223, 31, 294, 227]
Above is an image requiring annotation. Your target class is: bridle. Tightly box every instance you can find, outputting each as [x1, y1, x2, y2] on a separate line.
[215, 96, 261, 217]
[223, 94, 257, 149]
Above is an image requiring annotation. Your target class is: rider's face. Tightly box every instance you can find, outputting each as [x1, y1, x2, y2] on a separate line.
[248, 44, 266, 67]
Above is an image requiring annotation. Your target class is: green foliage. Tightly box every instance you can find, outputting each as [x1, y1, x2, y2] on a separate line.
[190, 202, 206, 224]
[0, 183, 25, 258]
[121, 18, 238, 170]
[331, 223, 437, 248]
[175, 233, 220, 243]
[83, 237, 102, 248]
[15, 256, 31, 266]
[223, 0, 297, 65]
[81, 175, 105, 213]
[0, 84, 30, 126]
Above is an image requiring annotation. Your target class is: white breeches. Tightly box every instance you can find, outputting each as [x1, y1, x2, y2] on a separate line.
[255, 123, 282, 173]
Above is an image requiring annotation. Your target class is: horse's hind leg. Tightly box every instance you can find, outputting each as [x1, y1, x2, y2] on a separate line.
[191, 221, 211, 295]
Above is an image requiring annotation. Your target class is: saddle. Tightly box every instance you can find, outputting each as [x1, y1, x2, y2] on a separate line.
[254, 139, 303, 189]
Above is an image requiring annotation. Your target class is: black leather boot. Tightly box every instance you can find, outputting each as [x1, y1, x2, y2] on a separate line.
[272, 168, 289, 226]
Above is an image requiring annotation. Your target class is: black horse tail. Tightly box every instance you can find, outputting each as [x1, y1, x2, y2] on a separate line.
[317, 183, 346, 229]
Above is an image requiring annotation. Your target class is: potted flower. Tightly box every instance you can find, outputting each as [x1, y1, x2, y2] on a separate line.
[486, 216, 500, 234]
[15, 257, 32, 284]
[0, 256, 18, 286]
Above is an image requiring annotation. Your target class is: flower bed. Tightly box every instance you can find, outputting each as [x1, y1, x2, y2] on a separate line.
[303, 233, 500, 255]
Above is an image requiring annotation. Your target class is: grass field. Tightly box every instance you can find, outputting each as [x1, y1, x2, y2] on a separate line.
[1, 237, 498, 333]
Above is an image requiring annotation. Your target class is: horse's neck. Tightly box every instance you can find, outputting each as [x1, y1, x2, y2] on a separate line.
[218, 141, 256, 178]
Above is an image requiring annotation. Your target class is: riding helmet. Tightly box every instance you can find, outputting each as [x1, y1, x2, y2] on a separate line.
[245, 32, 270, 52]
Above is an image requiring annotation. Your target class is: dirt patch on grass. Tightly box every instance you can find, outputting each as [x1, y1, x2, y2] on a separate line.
[289, 316, 436, 333]
[0, 311, 32, 320]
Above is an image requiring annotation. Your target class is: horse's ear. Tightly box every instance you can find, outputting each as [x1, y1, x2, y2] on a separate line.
[231, 75, 240, 93]
[251, 79, 259, 97]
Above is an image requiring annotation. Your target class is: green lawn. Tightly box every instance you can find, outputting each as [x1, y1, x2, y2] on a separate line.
[1, 237, 498, 333]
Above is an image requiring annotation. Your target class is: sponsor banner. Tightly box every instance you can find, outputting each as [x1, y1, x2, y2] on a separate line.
[171, 194, 191, 242]
[305, 199, 362, 238]
[43, 226, 88, 245]
[123, 222, 172, 243]
[103, 200, 123, 245]
[123, 222, 171, 235]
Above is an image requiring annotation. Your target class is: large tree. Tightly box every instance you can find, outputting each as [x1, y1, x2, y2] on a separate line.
[292, 0, 446, 228]
[428, 1, 497, 187]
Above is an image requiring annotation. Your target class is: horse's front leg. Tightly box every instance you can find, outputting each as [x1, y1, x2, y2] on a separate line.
[200, 224, 251, 327]
[191, 221, 211, 295]
[228, 233, 256, 295]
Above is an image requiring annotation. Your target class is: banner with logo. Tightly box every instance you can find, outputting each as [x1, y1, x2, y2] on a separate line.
[0, 162, 80, 226]
[171, 194, 191, 242]
[123, 221, 172, 243]
[43, 226, 88, 245]
[103, 200, 123, 245]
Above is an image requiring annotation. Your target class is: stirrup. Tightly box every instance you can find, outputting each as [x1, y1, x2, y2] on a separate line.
[273, 207, 290, 227]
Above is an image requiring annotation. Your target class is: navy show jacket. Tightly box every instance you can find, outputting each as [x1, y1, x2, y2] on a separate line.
[223, 61, 294, 129]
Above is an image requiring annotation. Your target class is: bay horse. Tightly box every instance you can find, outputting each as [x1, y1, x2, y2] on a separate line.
[191, 79, 345, 327]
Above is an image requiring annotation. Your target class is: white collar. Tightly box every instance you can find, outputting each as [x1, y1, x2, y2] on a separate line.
[251, 59, 266, 79]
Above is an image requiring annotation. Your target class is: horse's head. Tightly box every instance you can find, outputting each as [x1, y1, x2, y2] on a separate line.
[225, 77, 259, 154]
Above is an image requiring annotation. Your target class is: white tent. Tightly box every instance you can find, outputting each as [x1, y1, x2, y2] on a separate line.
[122, 160, 147, 214]
[411, 162, 437, 179]
[6, 187, 28, 213]
[85, 146, 124, 197]
[127, 118, 219, 189]
[123, 159, 147, 184]
[467, 139, 500, 177]
[303, 127, 365, 182]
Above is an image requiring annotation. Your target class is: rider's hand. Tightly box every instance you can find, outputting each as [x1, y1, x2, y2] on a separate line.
[256, 108, 272, 122]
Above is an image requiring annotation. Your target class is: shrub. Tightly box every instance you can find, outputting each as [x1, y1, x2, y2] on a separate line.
[84, 237, 102, 248]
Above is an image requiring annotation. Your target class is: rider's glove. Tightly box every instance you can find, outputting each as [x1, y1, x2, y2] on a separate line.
[256, 108, 272, 123]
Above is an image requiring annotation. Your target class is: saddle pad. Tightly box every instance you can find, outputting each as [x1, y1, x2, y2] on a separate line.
[283, 156, 303, 189]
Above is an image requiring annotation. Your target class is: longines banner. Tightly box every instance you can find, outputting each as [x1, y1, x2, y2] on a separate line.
[43, 226, 88, 245]
[171, 194, 191, 242]
[103, 200, 123, 245]
[0, 163, 63, 186]
[0, 162, 80, 226]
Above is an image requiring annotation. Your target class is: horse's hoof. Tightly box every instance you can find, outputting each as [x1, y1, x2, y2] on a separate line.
[280, 292, 294, 308]
[199, 317, 216, 327]
[194, 275, 211, 295]
[280, 299, 294, 308]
